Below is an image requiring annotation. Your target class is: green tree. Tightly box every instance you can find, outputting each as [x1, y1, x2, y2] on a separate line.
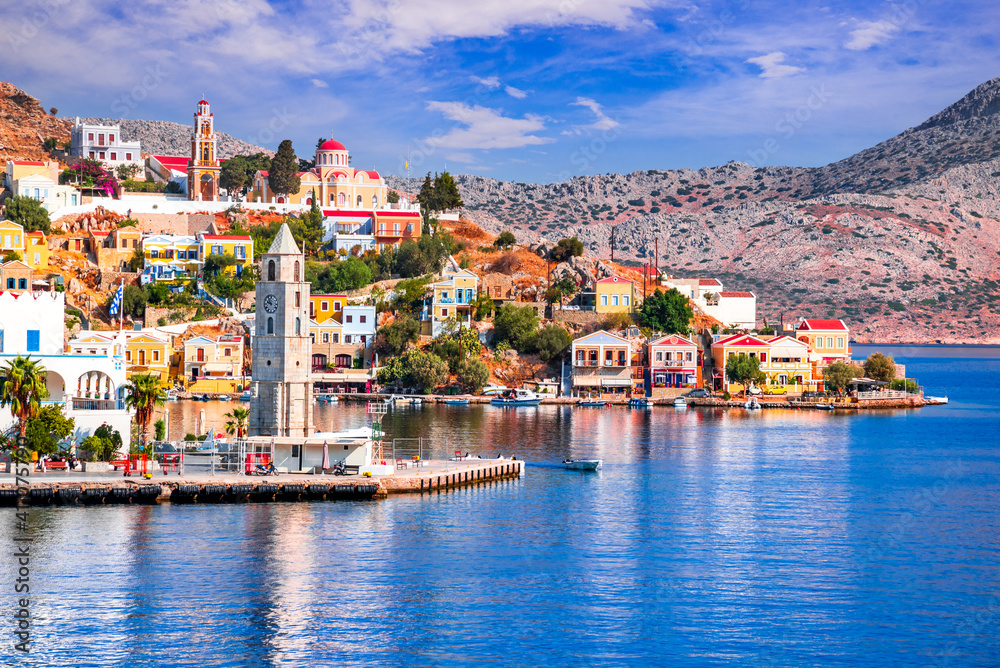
[128, 245, 145, 272]
[396, 240, 427, 278]
[393, 278, 430, 315]
[220, 155, 248, 199]
[890, 378, 919, 393]
[535, 324, 572, 362]
[725, 354, 761, 392]
[224, 406, 251, 438]
[3, 250, 22, 263]
[457, 358, 489, 393]
[544, 277, 578, 308]
[3, 195, 51, 233]
[823, 361, 863, 392]
[638, 288, 692, 334]
[123, 373, 166, 451]
[416, 173, 435, 213]
[106, 284, 146, 319]
[81, 424, 123, 461]
[153, 419, 166, 442]
[471, 290, 495, 320]
[432, 171, 463, 210]
[0, 356, 49, 437]
[492, 304, 539, 350]
[408, 351, 449, 392]
[115, 163, 141, 181]
[374, 316, 420, 358]
[25, 404, 74, 456]
[494, 230, 516, 250]
[387, 190, 400, 204]
[549, 236, 584, 262]
[863, 352, 896, 382]
[268, 139, 301, 197]
[203, 253, 237, 277]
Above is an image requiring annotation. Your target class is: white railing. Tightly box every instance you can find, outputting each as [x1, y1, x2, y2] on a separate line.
[857, 390, 919, 400]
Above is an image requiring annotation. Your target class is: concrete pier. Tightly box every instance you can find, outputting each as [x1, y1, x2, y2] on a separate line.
[0, 459, 525, 507]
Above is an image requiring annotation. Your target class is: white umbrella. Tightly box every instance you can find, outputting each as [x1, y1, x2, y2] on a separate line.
[322, 440, 330, 473]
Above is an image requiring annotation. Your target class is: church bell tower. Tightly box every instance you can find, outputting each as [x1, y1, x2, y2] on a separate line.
[249, 223, 313, 437]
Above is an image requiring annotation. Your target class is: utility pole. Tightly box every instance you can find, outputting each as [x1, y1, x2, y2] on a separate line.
[655, 238, 659, 275]
[610, 226, 615, 264]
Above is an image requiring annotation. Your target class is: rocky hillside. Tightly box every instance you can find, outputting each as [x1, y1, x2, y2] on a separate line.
[388, 77, 1000, 344]
[0, 82, 70, 162]
[78, 118, 270, 159]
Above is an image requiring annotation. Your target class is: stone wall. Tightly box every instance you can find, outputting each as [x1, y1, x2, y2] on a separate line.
[134, 212, 216, 236]
[99, 270, 140, 291]
[552, 309, 602, 326]
[144, 305, 199, 328]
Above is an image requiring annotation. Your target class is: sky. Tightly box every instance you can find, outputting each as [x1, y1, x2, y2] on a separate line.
[3, 0, 999, 183]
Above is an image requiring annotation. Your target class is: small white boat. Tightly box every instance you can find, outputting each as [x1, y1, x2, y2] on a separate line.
[745, 398, 761, 410]
[815, 403, 834, 411]
[673, 396, 687, 407]
[238, 391, 251, 402]
[165, 389, 180, 401]
[926, 396, 949, 404]
[218, 394, 231, 402]
[563, 459, 603, 471]
[491, 388, 542, 407]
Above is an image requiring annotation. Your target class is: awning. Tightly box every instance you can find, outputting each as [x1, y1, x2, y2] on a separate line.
[601, 378, 632, 387]
[572, 377, 601, 387]
[202, 363, 234, 373]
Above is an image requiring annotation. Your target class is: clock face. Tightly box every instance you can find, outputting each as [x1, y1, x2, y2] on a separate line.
[263, 295, 279, 314]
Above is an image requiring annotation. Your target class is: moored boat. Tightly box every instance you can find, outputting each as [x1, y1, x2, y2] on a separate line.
[628, 397, 652, 408]
[673, 396, 687, 407]
[745, 398, 761, 410]
[442, 398, 469, 405]
[926, 396, 949, 404]
[563, 459, 603, 471]
[491, 388, 542, 406]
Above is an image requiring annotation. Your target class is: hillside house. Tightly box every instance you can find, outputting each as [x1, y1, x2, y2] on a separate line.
[647, 334, 700, 396]
[571, 330, 635, 397]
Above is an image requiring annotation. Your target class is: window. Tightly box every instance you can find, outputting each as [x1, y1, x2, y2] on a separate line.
[34, 253, 39, 265]
[334, 302, 341, 312]
[618, 350, 626, 366]
[407, 224, 413, 232]
[109, 134, 115, 143]
[5, 279, 13, 289]
[816, 337, 824, 349]
[310, 333, 316, 343]
[322, 333, 329, 343]
[601, 295, 608, 306]
[99, 152, 105, 159]
[346, 315, 352, 323]
[211, 244, 222, 255]
[665, 352, 672, 361]
[267, 317, 273, 334]
[126, 153, 132, 161]
[151, 250, 159, 259]
[836, 337, 844, 349]
[294, 261, 300, 281]
[295, 318, 301, 335]
[441, 308, 448, 318]
[268, 260, 275, 281]
[686, 352, 693, 362]
[18, 279, 27, 290]
[87, 133, 93, 141]
[624, 295, 630, 306]
[760, 353, 767, 363]
[360, 315, 366, 323]
[126, 350, 132, 362]
[605, 350, 613, 365]
[153, 350, 159, 362]
[26, 330, 40, 352]
[295, 292, 300, 308]
[332, 334, 339, 343]
[224, 348, 231, 357]
[321, 301, 328, 311]
[655, 351, 662, 361]
[612, 295, 619, 306]
[235, 246, 245, 259]
[344, 335, 352, 344]
[826, 337, 834, 349]
[110, 152, 117, 160]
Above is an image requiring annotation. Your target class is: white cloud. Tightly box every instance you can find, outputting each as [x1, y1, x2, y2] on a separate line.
[565, 97, 620, 134]
[746, 52, 805, 79]
[424, 101, 554, 149]
[845, 20, 901, 51]
[446, 152, 478, 163]
[310, 78, 329, 88]
[471, 76, 501, 89]
[505, 85, 528, 99]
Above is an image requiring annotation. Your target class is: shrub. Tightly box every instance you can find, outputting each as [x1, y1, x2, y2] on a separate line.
[457, 358, 490, 393]
[492, 304, 539, 350]
[535, 325, 572, 361]
[490, 251, 522, 275]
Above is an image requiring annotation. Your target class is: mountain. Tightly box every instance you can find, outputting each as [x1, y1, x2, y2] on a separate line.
[0, 82, 71, 161]
[78, 117, 270, 159]
[388, 77, 1000, 344]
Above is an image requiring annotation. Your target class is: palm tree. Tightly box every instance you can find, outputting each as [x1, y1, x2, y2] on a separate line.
[0, 356, 49, 437]
[224, 406, 250, 439]
[122, 373, 166, 452]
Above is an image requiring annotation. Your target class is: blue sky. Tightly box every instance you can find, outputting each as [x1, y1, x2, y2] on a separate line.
[4, 0, 999, 182]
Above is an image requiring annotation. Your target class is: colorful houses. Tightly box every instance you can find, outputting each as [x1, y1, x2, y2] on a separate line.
[200, 234, 253, 274]
[25, 232, 50, 270]
[710, 333, 816, 393]
[308, 294, 377, 392]
[423, 265, 479, 338]
[795, 319, 851, 365]
[183, 333, 246, 393]
[125, 331, 172, 386]
[141, 232, 253, 280]
[70, 119, 142, 169]
[647, 334, 700, 395]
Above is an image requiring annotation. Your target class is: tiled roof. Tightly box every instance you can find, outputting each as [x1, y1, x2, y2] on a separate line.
[798, 319, 847, 331]
[698, 278, 722, 286]
[201, 234, 251, 241]
[719, 291, 753, 298]
[596, 275, 634, 285]
[11, 160, 45, 166]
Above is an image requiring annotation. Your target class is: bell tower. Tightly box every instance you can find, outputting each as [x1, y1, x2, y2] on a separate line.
[187, 99, 220, 201]
[249, 223, 313, 437]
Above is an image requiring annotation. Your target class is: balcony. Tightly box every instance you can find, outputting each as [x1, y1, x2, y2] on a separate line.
[72, 398, 125, 411]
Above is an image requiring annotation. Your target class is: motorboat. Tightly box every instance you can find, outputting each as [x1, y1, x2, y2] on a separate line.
[744, 398, 761, 410]
[815, 403, 835, 411]
[491, 388, 542, 406]
[628, 397, 652, 408]
[442, 398, 469, 405]
[315, 395, 339, 404]
[238, 391, 251, 402]
[218, 394, 231, 402]
[578, 399, 607, 407]
[926, 396, 949, 404]
[410, 397, 423, 405]
[165, 389, 180, 401]
[673, 396, 687, 407]
[482, 384, 508, 396]
[563, 459, 603, 471]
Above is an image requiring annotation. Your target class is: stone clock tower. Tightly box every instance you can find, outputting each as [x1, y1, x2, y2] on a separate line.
[249, 223, 313, 437]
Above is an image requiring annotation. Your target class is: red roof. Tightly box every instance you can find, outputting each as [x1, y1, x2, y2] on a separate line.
[596, 276, 634, 285]
[319, 139, 346, 151]
[719, 291, 754, 298]
[698, 278, 722, 286]
[202, 234, 251, 241]
[11, 160, 45, 166]
[198, 99, 209, 105]
[152, 155, 190, 170]
[322, 209, 376, 217]
[90, 231, 110, 237]
[798, 319, 847, 331]
[25, 231, 44, 237]
[363, 170, 380, 179]
[257, 170, 268, 178]
[650, 334, 696, 347]
[713, 334, 768, 347]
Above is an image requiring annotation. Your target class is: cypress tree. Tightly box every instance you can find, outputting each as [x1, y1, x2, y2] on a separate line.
[268, 140, 301, 197]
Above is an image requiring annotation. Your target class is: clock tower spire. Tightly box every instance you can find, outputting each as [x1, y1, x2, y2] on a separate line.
[249, 223, 313, 437]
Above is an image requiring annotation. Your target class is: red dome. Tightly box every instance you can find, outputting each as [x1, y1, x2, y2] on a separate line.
[198, 99, 209, 105]
[319, 139, 346, 151]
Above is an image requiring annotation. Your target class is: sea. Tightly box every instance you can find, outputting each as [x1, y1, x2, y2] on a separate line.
[1, 345, 998, 667]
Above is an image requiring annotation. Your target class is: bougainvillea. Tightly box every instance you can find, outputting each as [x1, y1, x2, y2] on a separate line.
[61, 158, 119, 197]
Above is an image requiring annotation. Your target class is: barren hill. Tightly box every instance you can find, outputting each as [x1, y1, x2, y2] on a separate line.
[388, 78, 1000, 344]
[0, 82, 70, 162]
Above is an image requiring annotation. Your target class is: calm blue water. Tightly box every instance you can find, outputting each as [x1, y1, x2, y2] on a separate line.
[2, 346, 999, 667]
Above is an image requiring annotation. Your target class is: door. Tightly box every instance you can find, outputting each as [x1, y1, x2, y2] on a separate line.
[139, 350, 146, 366]
[197, 348, 205, 362]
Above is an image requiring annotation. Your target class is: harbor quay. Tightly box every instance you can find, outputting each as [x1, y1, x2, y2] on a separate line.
[0, 458, 525, 507]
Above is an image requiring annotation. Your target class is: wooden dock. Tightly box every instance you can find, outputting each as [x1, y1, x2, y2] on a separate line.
[0, 459, 525, 507]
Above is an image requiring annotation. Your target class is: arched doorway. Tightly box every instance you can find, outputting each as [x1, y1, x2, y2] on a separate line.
[335, 354, 352, 368]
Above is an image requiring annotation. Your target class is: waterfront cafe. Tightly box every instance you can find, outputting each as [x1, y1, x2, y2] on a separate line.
[243, 428, 373, 473]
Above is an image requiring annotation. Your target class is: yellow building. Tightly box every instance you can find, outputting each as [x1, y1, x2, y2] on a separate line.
[24, 232, 50, 270]
[250, 139, 387, 208]
[0, 220, 25, 256]
[425, 268, 478, 337]
[796, 318, 851, 363]
[595, 276, 636, 314]
[183, 334, 246, 393]
[711, 333, 817, 393]
[200, 234, 253, 275]
[309, 294, 346, 324]
[142, 234, 201, 280]
[125, 331, 172, 386]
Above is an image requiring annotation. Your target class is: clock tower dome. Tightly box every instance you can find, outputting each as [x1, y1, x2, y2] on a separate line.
[249, 223, 313, 437]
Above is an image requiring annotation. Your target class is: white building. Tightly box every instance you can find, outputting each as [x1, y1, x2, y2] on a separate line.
[70, 119, 142, 170]
[10, 174, 80, 213]
[0, 293, 133, 446]
[660, 276, 757, 330]
[322, 212, 376, 253]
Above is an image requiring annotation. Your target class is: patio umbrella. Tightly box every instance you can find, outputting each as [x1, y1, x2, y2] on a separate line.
[322, 440, 330, 473]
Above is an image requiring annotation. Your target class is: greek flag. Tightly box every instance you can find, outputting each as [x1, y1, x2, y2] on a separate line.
[109, 282, 124, 316]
